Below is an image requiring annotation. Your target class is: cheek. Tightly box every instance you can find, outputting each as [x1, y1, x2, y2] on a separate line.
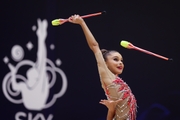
[107, 60, 116, 66]
[105, 61, 112, 67]
[106, 62, 115, 70]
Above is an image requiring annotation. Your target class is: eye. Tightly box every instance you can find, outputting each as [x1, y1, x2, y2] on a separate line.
[113, 58, 119, 61]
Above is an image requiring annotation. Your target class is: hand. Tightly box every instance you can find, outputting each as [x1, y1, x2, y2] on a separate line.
[68, 14, 84, 25]
[99, 99, 122, 111]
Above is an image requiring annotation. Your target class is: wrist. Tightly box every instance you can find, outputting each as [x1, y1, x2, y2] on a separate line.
[79, 20, 85, 26]
[108, 108, 115, 113]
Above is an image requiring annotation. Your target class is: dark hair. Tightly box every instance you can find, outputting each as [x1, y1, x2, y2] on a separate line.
[101, 49, 118, 61]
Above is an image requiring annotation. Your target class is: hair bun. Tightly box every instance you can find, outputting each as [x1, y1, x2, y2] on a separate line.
[101, 49, 108, 55]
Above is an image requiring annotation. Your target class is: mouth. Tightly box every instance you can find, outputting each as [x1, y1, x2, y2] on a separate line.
[117, 66, 123, 70]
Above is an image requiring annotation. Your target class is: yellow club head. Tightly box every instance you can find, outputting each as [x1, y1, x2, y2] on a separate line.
[120, 40, 134, 49]
[120, 40, 130, 48]
[51, 19, 60, 26]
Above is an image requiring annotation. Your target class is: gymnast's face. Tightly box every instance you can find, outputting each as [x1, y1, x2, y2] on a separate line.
[105, 52, 124, 75]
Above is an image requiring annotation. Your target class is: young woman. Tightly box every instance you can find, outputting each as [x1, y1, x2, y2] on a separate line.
[68, 14, 137, 120]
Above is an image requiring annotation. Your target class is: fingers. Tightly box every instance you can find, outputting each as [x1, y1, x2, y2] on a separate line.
[99, 99, 112, 105]
[68, 14, 81, 23]
[71, 14, 79, 18]
[116, 99, 123, 103]
[99, 101, 104, 104]
[99, 99, 123, 105]
[99, 99, 106, 104]
[100, 99, 108, 102]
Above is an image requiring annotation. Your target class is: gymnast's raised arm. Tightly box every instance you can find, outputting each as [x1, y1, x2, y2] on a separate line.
[68, 15, 116, 84]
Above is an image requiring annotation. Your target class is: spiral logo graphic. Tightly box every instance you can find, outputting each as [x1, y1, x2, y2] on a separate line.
[11, 45, 24, 62]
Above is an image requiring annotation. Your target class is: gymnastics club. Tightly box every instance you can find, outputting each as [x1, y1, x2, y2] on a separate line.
[51, 11, 106, 26]
[120, 40, 172, 61]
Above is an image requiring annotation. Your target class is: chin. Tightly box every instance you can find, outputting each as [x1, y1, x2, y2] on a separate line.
[113, 69, 123, 75]
[117, 71, 123, 75]
[117, 73, 122, 75]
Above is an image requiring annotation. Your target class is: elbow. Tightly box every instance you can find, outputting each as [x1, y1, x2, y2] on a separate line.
[93, 42, 99, 47]
[90, 43, 100, 53]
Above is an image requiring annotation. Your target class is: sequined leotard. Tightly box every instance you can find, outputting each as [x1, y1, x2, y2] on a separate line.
[104, 77, 137, 120]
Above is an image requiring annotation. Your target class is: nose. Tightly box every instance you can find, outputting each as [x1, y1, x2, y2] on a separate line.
[118, 60, 123, 65]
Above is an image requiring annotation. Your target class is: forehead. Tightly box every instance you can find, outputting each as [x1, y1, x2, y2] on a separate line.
[108, 52, 123, 59]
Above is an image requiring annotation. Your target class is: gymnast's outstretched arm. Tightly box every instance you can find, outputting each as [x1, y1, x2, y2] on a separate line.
[68, 15, 116, 86]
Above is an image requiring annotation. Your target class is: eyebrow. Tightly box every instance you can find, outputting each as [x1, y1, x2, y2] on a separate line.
[112, 56, 123, 60]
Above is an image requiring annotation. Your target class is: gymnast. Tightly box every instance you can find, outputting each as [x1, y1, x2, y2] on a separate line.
[68, 14, 137, 120]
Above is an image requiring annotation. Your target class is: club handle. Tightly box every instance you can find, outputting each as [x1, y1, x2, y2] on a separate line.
[133, 46, 169, 60]
[81, 12, 102, 19]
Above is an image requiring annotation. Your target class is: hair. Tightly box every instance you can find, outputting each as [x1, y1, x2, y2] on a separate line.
[101, 49, 118, 61]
